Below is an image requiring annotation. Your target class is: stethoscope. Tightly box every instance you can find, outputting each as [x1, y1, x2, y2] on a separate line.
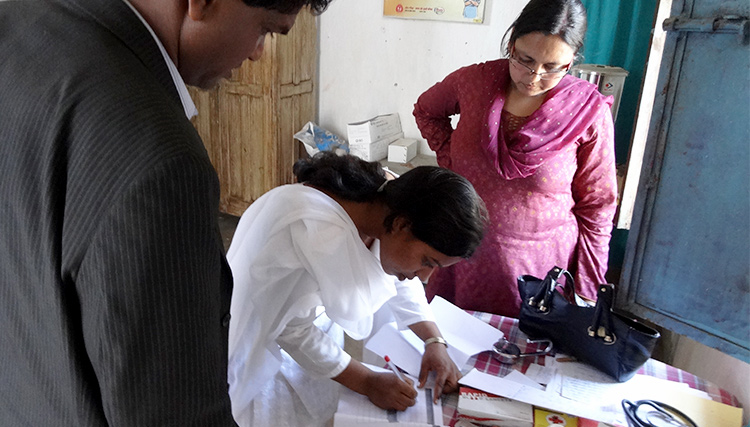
[621, 400, 698, 427]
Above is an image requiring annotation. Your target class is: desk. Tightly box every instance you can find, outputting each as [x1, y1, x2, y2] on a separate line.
[441, 311, 741, 426]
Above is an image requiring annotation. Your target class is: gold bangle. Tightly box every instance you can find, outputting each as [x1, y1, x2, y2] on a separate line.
[424, 336, 448, 348]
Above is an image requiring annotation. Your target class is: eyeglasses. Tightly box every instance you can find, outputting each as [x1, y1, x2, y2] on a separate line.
[509, 51, 571, 81]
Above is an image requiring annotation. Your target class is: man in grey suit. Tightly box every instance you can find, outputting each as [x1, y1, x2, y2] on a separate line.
[0, 0, 332, 425]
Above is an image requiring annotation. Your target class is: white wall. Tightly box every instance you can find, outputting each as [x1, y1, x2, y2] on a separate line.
[318, 0, 527, 155]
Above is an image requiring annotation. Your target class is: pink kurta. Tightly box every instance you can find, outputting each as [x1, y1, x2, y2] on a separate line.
[414, 59, 617, 317]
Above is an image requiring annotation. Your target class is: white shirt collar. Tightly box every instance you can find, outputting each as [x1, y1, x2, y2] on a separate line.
[121, 0, 198, 119]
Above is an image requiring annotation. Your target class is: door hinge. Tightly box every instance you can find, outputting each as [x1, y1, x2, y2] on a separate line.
[662, 15, 749, 44]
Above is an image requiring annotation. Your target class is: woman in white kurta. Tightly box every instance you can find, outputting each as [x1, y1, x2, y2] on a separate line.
[227, 153, 486, 426]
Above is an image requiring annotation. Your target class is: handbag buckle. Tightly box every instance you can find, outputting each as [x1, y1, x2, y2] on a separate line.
[492, 337, 554, 364]
[527, 297, 549, 314]
[587, 326, 617, 345]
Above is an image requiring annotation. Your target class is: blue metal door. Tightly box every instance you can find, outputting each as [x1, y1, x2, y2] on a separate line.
[619, 0, 749, 361]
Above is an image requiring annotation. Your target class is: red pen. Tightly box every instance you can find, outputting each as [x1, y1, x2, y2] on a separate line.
[384, 355, 406, 382]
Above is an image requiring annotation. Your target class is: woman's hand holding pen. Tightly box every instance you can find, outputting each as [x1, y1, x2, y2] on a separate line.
[333, 359, 417, 412]
[363, 369, 417, 411]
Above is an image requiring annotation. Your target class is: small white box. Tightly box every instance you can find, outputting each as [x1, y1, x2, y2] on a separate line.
[347, 113, 402, 145]
[349, 132, 404, 162]
[387, 138, 418, 163]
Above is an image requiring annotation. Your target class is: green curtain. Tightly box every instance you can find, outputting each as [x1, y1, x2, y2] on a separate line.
[579, 0, 658, 274]
[580, 0, 658, 163]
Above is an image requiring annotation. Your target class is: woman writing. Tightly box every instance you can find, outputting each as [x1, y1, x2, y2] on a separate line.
[413, 0, 618, 317]
[227, 152, 486, 426]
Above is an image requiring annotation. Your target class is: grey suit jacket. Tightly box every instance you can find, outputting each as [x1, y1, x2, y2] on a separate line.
[0, 0, 236, 425]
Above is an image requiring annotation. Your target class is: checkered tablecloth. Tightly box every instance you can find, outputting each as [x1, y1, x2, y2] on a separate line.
[439, 311, 741, 426]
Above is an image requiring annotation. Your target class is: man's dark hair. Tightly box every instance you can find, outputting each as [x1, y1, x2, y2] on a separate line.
[241, 0, 333, 15]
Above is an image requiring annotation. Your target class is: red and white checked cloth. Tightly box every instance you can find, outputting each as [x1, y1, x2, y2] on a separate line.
[438, 311, 741, 427]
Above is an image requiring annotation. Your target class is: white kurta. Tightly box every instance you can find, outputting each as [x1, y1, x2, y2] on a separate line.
[227, 184, 434, 426]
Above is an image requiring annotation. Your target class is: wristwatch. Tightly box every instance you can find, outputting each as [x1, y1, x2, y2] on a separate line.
[424, 336, 448, 348]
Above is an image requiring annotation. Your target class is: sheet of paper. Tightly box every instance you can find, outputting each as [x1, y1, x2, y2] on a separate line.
[334, 415, 443, 427]
[503, 369, 545, 391]
[365, 322, 423, 377]
[459, 369, 621, 424]
[523, 363, 556, 386]
[429, 297, 505, 368]
[365, 297, 505, 378]
[334, 364, 444, 427]
[401, 328, 426, 352]
[398, 327, 477, 375]
[556, 360, 627, 404]
[556, 362, 715, 409]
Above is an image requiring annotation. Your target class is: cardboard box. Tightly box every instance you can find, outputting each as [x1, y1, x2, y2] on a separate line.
[347, 113, 402, 145]
[457, 386, 533, 427]
[349, 132, 403, 162]
[387, 138, 418, 163]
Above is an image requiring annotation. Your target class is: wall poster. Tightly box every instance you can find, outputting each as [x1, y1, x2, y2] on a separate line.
[383, 0, 486, 24]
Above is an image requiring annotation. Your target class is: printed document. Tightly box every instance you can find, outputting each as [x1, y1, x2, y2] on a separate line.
[333, 364, 445, 427]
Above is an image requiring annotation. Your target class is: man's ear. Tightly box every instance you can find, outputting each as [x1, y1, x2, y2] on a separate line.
[391, 215, 412, 233]
[187, 0, 210, 21]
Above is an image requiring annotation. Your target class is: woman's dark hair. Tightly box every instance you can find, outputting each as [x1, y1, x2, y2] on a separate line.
[293, 152, 487, 258]
[241, 0, 333, 15]
[502, 0, 587, 60]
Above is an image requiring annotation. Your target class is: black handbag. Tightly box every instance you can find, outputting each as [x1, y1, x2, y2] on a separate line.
[517, 266, 660, 382]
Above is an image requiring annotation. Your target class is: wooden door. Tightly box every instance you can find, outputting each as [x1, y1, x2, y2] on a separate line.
[189, 9, 317, 216]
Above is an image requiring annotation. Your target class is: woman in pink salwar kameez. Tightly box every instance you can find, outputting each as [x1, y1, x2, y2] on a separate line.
[414, 0, 618, 317]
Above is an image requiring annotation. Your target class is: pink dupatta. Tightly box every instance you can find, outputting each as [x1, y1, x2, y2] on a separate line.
[481, 63, 613, 180]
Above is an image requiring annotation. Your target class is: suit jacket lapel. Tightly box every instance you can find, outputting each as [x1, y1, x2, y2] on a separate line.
[58, 0, 181, 106]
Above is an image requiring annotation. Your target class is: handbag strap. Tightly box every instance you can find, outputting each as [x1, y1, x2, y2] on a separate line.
[589, 283, 616, 343]
[532, 266, 575, 313]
